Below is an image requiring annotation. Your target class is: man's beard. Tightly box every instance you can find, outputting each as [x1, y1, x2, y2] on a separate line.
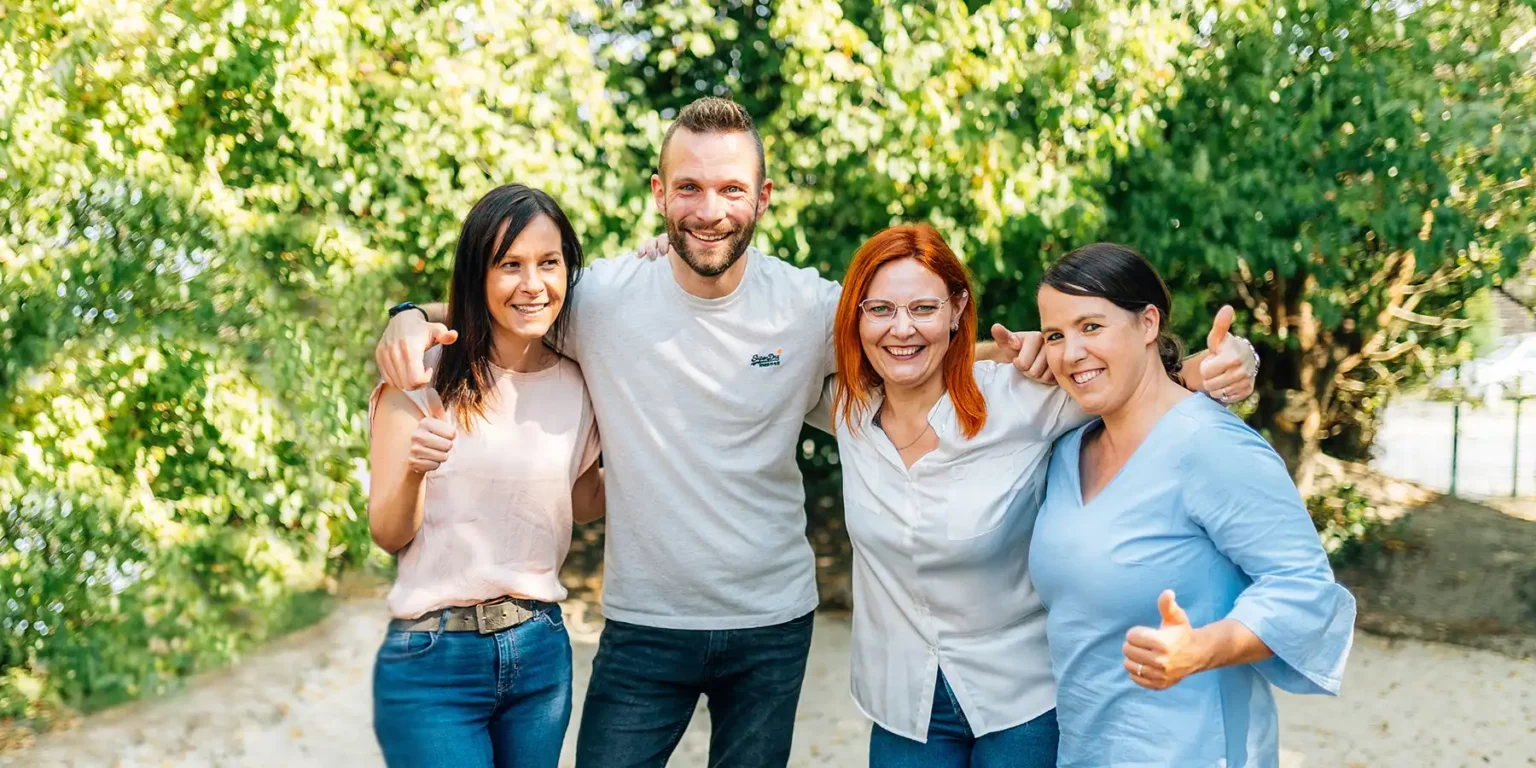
[666, 210, 757, 278]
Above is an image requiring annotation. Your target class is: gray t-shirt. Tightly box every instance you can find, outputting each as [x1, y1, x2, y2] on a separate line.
[564, 248, 841, 630]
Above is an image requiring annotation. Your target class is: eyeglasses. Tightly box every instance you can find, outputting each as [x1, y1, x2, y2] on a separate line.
[857, 292, 965, 324]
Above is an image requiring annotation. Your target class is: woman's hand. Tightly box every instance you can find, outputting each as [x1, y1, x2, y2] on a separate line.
[1123, 590, 1208, 690]
[988, 323, 1056, 385]
[408, 389, 456, 474]
[1196, 306, 1258, 403]
[635, 233, 671, 261]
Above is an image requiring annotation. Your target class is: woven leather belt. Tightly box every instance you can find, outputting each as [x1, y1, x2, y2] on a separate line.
[389, 597, 548, 635]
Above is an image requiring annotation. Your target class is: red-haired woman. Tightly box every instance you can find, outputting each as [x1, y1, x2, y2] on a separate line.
[826, 225, 1257, 767]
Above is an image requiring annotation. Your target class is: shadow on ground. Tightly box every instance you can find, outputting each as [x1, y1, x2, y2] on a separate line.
[1337, 494, 1536, 658]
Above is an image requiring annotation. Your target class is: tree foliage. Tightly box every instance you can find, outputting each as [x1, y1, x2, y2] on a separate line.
[1108, 0, 1536, 486]
[2, 0, 1531, 723]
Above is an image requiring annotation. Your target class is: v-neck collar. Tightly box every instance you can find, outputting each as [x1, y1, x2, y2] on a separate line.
[1070, 393, 1201, 508]
[867, 390, 954, 476]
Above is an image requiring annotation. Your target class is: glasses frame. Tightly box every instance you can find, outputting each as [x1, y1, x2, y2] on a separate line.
[856, 291, 967, 324]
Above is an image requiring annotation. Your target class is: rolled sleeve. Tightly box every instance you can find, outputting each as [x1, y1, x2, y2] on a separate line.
[973, 361, 1092, 442]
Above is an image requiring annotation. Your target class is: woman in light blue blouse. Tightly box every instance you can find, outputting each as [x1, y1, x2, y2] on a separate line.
[1029, 243, 1355, 768]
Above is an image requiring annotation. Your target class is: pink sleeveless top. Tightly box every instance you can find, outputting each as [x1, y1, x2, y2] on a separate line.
[369, 351, 599, 619]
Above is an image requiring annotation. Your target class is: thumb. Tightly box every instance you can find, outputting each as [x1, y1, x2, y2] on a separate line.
[431, 325, 459, 347]
[990, 323, 1020, 350]
[1158, 589, 1190, 628]
[424, 387, 449, 422]
[1206, 305, 1234, 351]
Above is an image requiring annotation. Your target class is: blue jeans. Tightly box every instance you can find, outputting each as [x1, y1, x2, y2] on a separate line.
[575, 611, 815, 768]
[869, 671, 1058, 768]
[372, 603, 573, 768]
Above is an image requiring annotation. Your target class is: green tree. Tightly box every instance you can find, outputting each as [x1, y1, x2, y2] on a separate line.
[1106, 0, 1535, 486]
[0, 0, 627, 717]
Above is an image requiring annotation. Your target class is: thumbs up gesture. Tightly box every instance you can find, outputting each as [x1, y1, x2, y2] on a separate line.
[1123, 590, 1205, 690]
[1197, 305, 1257, 404]
[407, 388, 457, 475]
[990, 323, 1055, 385]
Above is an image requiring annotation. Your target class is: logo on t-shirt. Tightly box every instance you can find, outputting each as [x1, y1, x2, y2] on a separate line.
[750, 349, 783, 368]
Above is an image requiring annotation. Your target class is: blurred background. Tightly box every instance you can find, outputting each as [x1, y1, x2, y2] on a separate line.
[2, 0, 1534, 765]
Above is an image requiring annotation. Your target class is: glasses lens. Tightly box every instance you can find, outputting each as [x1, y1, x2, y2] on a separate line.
[864, 301, 896, 318]
[910, 301, 943, 318]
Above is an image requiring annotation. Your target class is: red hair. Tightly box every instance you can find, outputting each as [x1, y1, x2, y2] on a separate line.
[833, 224, 986, 439]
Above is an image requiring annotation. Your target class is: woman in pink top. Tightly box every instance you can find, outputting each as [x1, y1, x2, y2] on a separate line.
[367, 184, 603, 768]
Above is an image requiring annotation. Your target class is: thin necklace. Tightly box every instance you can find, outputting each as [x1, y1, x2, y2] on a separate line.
[878, 406, 933, 451]
[890, 422, 932, 451]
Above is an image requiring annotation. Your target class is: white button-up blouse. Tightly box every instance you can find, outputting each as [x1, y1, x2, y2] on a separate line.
[829, 361, 1089, 742]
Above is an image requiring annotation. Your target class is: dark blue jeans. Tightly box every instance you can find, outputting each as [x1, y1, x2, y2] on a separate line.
[575, 611, 815, 768]
[868, 670, 1058, 768]
[372, 603, 572, 768]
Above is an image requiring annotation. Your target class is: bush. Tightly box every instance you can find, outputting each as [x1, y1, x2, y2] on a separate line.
[1308, 483, 1400, 566]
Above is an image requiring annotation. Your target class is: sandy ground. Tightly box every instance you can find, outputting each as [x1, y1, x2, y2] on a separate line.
[4, 598, 1532, 768]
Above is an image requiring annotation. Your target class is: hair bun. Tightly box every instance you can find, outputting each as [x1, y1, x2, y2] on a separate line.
[1158, 335, 1185, 377]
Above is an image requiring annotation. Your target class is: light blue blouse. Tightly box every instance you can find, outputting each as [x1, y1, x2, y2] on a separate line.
[1030, 395, 1355, 768]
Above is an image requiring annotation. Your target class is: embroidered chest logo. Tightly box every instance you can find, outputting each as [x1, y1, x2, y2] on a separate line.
[750, 349, 783, 368]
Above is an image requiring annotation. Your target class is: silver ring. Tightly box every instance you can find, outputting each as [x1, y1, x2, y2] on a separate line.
[1220, 388, 1230, 402]
[1136, 663, 1143, 677]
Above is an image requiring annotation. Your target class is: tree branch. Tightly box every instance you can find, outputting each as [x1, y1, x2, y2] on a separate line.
[1386, 306, 1473, 328]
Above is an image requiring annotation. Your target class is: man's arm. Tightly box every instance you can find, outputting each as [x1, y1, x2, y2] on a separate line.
[418, 302, 448, 323]
[376, 303, 453, 390]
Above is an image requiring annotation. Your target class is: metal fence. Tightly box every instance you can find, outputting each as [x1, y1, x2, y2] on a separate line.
[1374, 393, 1536, 499]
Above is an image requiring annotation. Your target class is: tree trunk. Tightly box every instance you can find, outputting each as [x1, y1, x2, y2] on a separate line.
[1321, 406, 1379, 463]
[1254, 250, 1431, 490]
[1254, 274, 1328, 494]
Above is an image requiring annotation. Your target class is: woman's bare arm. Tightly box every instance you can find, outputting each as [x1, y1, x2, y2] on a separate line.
[572, 464, 605, 524]
[368, 386, 455, 552]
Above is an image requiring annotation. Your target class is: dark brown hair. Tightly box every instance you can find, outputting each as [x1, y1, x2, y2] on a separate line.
[433, 184, 585, 430]
[659, 96, 765, 186]
[1039, 243, 1184, 380]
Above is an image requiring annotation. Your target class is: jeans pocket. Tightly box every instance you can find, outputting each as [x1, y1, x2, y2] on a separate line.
[377, 628, 439, 662]
[534, 605, 566, 633]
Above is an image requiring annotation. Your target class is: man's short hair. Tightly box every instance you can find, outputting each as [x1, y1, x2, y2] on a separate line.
[659, 96, 766, 186]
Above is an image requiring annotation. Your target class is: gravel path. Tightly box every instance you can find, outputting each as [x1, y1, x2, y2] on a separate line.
[4, 598, 1532, 768]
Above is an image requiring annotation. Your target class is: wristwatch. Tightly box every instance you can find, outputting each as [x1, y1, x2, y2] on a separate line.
[388, 302, 429, 322]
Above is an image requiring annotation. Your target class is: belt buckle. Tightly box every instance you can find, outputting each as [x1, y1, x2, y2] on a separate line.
[474, 603, 496, 635]
[472, 598, 534, 635]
